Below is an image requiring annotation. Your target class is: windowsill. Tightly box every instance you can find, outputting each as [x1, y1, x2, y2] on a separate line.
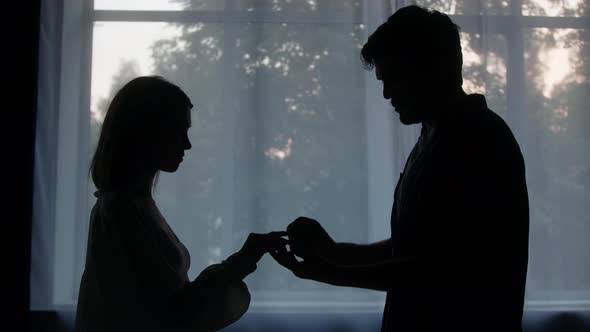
[32, 300, 590, 314]
[29, 306, 590, 332]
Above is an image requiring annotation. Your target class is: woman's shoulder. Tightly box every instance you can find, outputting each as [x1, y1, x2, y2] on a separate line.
[93, 190, 153, 221]
[95, 189, 151, 202]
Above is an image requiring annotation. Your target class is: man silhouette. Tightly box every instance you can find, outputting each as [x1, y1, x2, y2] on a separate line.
[270, 5, 529, 332]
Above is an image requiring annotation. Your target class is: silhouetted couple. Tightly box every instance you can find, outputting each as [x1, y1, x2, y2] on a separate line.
[76, 5, 529, 332]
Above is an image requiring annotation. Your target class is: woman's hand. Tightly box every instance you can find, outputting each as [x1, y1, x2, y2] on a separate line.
[239, 231, 289, 262]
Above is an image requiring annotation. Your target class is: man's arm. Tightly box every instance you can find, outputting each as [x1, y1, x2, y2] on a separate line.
[286, 217, 393, 267]
[318, 255, 421, 291]
[271, 247, 421, 292]
[318, 239, 393, 267]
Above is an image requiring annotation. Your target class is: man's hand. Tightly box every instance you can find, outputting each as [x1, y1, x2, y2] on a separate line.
[269, 244, 335, 281]
[287, 217, 335, 261]
[239, 231, 289, 262]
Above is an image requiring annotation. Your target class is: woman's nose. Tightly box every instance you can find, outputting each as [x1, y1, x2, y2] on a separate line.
[383, 87, 391, 100]
[184, 136, 192, 150]
[382, 82, 392, 100]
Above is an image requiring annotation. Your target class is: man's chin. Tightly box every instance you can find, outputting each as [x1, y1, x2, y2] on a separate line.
[397, 109, 422, 125]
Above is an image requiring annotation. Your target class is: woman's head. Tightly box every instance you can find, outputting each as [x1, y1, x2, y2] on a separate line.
[91, 76, 193, 192]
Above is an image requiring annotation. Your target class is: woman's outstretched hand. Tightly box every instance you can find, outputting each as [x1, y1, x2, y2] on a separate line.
[239, 231, 289, 262]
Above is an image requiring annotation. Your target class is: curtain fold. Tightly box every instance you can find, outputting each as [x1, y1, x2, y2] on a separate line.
[31, 0, 64, 309]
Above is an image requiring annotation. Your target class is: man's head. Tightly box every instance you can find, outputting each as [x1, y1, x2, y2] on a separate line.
[361, 5, 463, 124]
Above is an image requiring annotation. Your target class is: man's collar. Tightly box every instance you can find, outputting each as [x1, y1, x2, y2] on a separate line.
[461, 93, 488, 110]
[421, 93, 488, 133]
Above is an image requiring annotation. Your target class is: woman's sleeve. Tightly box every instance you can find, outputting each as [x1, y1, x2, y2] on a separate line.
[167, 276, 252, 331]
[195, 250, 258, 285]
[166, 251, 259, 331]
[91, 194, 194, 330]
[95, 194, 261, 331]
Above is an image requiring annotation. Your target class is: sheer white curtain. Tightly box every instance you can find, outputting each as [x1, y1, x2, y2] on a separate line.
[32, 0, 589, 316]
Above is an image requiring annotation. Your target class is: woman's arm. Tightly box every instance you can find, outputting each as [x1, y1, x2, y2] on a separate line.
[163, 233, 287, 331]
[165, 277, 251, 331]
[95, 194, 259, 331]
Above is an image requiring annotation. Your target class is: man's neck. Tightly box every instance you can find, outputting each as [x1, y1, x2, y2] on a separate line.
[422, 89, 467, 132]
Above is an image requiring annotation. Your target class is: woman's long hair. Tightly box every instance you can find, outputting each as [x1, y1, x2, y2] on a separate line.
[90, 76, 192, 193]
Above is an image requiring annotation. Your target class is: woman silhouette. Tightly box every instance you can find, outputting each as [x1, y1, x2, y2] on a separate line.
[75, 76, 285, 332]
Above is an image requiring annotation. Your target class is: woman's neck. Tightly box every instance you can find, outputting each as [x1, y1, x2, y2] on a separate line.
[124, 166, 156, 196]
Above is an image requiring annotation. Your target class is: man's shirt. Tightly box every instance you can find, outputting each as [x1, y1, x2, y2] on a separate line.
[382, 94, 529, 332]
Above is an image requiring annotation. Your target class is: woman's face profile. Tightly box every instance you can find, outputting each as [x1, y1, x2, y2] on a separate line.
[151, 107, 192, 173]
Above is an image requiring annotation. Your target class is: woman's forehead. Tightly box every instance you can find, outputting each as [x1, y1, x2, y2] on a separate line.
[184, 106, 192, 127]
[165, 106, 191, 128]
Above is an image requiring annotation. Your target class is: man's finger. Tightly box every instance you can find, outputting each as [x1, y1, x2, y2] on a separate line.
[273, 244, 288, 255]
[269, 250, 294, 270]
[272, 238, 290, 247]
[271, 248, 300, 266]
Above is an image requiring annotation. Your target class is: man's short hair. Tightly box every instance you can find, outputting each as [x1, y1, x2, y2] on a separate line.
[361, 5, 463, 87]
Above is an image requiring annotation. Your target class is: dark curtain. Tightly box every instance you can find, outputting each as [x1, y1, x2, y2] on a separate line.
[5, 1, 41, 330]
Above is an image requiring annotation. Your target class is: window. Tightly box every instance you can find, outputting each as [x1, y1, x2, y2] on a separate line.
[32, 0, 589, 313]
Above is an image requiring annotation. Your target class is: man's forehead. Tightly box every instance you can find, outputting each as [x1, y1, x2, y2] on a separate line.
[375, 55, 410, 79]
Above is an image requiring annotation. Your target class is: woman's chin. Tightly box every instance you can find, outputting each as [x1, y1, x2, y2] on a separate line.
[160, 162, 181, 173]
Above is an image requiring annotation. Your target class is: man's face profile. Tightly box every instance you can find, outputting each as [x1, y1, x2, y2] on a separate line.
[375, 56, 425, 125]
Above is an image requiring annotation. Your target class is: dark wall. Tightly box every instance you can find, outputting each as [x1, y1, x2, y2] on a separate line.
[5, 0, 41, 330]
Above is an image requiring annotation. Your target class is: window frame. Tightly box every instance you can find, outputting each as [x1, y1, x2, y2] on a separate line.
[43, 0, 590, 311]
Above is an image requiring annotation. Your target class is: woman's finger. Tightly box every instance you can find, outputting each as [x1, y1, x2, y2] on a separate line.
[263, 233, 290, 248]
[269, 231, 288, 237]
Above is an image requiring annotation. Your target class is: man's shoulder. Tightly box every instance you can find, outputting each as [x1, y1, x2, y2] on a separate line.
[454, 96, 520, 150]
[442, 95, 525, 174]
[474, 109, 513, 142]
[480, 108, 523, 157]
